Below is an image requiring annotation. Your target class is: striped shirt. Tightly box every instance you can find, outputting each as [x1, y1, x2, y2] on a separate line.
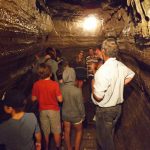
[86, 55, 98, 77]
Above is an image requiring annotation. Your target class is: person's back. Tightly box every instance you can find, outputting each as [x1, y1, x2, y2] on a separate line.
[94, 58, 135, 107]
[0, 89, 41, 150]
[46, 58, 58, 81]
[32, 79, 61, 111]
[61, 66, 85, 150]
[32, 63, 62, 150]
[0, 113, 39, 150]
[45, 47, 58, 81]
[62, 82, 84, 122]
[92, 38, 135, 150]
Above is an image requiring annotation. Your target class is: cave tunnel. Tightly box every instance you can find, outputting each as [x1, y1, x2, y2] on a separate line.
[0, 0, 150, 150]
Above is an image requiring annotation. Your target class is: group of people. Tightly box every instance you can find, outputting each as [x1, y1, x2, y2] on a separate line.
[0, 38, 135, 150]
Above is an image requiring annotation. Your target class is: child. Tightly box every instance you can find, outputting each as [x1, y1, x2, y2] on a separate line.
[0, 89, 41, 150]
[32, 63, 63, 150]
[61, 66, 85, 150]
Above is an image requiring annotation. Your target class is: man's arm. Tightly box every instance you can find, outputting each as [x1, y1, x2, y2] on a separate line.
[91, 79, 103, 102]
[124, 77, 134, 85]
[124, 66, 135, 85]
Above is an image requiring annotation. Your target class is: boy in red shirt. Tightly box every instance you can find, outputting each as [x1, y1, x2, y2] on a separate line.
[32, 63, 62, 150]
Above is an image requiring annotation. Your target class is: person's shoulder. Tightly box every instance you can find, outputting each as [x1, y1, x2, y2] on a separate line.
[24, 113, 37, 121]
[51, 80, 60, 86]
[51, 59, 58, 64]
[117, 60, 128, 69]
[0, 117, 12, 131]
[24, 112, 36, 118]
[117, 60, 124, 65]
[0, 119, 10, 126]
[96, 63, 109, 77]
[34, 79, 41, 85]
[97, 63, 105, 71]
[34, 80, 45, 88]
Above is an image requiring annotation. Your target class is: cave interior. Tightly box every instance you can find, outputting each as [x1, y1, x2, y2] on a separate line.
[0, 0, 150, 150]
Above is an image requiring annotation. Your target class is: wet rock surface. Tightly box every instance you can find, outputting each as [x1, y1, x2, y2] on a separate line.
[0, 0, 150, 150]
[0, 0, 52, 96]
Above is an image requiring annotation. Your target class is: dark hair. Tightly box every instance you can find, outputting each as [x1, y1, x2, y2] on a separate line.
[45, 47, 53, 55]
[3, 89, 26, 111]
[56, 49, 62, 57]
[49, 51, 56, 60]
[56, 69, 63, 81]
[37, 63, 52, 79]
[96, 45, 102, 50]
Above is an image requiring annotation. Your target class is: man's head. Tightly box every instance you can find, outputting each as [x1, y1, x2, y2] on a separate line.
[88, 48, 94, 56]
[78, 50, 84, 59]
[45, 47, 56, 60]
[45, 47, 53, 55]
[3, 89, 26, 113]
[95, 45, 102, 59]
[101, 38, 118, 58]
[37, 63, 52, 79]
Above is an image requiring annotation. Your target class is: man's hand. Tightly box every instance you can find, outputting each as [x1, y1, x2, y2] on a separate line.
[93, 93, 102, 102]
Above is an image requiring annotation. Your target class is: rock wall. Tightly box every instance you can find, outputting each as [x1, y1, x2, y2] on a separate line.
[115, 39, 150, 150]
[0, 0, 150, 150]
[0, 0, 53, 95]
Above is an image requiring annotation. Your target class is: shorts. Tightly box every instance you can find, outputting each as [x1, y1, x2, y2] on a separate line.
[73, 119, 83, 125]
[40, 110, 61, 136]
[62, 115, 83, 125]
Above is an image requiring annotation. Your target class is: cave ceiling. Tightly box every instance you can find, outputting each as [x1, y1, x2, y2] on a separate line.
[37, 0, 150, 48]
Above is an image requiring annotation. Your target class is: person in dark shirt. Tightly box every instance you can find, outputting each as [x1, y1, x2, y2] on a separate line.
[71, 50, 87, 89]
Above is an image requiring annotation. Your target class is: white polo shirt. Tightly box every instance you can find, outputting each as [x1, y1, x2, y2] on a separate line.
[92, 58, 135, 107]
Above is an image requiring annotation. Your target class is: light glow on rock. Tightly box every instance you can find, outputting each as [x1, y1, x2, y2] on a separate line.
[83, 15, 99, 31]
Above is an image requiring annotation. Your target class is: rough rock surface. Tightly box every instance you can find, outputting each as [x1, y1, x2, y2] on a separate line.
[0, 0, 53, 95]
[0, 0, 150, 150]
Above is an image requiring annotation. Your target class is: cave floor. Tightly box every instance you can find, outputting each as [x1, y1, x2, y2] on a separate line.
[61, 122, 97, 150]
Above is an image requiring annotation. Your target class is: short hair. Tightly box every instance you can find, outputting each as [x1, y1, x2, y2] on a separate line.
[3, 89, 26, 111]
[37, 63, 52, 79]
[96, 45, 102, 50]
[45, 47, 53, 55]
[102, 38, 118, 57]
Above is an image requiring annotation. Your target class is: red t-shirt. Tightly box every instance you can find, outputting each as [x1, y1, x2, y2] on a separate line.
[32, 80, 62, 111]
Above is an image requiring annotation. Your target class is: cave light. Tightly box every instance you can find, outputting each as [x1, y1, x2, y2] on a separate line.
[83, 15, 100, 31]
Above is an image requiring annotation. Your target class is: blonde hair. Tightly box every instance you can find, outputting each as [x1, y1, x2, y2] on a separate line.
[102, 38, 118, 57]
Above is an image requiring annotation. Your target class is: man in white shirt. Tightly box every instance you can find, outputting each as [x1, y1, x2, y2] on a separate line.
[92, 38, 135, 150]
